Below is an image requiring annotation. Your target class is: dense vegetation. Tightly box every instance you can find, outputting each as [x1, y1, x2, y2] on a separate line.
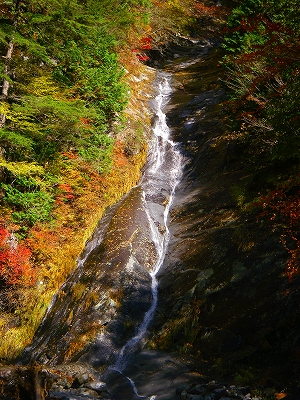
[221, 0, 300, 279]
[0, 0, 149, 229]
[0, 0, 152, 360]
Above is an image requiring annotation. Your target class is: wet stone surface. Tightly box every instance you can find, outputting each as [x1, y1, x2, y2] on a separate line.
[2, 36, 300, 400]
[148, 40, 300, 395]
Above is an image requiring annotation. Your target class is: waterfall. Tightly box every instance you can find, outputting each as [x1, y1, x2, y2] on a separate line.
[20, 72, 183, 400]
[112, 71, 183, 373]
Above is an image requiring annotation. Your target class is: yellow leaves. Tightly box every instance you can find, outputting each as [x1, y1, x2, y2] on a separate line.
[167, 0, 185, 12]
[0, 101, 10, 116]
[26, 75, 60, 97]
[26, 74, 80, 102]
[71, 283, 86, 301]
[0, 158, 45, 177]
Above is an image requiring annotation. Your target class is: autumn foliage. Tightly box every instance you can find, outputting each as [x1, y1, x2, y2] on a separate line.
[194, 2, 228, 19]
[0, 226, 35, 286]
[132, 36, 152, 62]
[222, 0, 300, 279]
[55, 183, 76, 205]
[249, 180, 300, 280]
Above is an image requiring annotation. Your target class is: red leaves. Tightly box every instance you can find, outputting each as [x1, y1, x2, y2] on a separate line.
[141, 37, 152, 50]
[132, 36, 152, 63]
[0, 226, 35, 286]
[0, 227, 9, 246]
[250, 182, 300, 280]
[137, 54, 150, 62]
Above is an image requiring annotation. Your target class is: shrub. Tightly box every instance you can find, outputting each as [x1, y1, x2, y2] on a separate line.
[0, 226, 35, 286]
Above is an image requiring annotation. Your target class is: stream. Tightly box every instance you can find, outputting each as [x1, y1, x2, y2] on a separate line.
[111, 71, 183, 373]
[13, 32, 298, 400]
[20, 35, 292, 400]
[21, 61, 190, 399]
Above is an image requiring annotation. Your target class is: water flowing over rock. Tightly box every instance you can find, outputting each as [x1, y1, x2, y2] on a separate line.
[2, 32, 299, 400]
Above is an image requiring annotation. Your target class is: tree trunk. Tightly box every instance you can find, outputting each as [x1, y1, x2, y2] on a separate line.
[0, 0, 21, 128]
[0, 40, 14, 128]
[2, 39, 14, 99]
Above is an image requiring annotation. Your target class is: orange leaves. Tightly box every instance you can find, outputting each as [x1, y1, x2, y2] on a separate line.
[112, 140, 128, 168]
[194, 2, 218, 17]
[61, 151, 77, 159]
[55, 183, 75, 205]
[0, 226, 35, 286]
[26, 227, 59, 259]
[194, 2, 228, 19]
[275, 393, 287, 400]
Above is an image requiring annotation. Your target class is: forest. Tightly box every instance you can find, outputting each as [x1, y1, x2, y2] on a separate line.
[221, 0, 300, 280]
[0, 0, 299, 380]
[0, 0, 152, 360]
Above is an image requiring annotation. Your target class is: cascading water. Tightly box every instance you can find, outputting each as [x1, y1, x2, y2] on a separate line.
[12, 38, 240, 400]
[112, 71, 183, 372]
[20, 70, 184, 400]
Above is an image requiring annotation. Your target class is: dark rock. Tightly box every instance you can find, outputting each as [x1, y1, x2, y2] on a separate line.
[48, 391, 70, 400]
[190, 385, 206, 395]
[72, 372, 89, 388]
[239, 387, 251, 396]
[181, 390, 188, 399]
[213, 387, 228, 399]
[177, 384, 191, 394]
[85, 381, 107, 393]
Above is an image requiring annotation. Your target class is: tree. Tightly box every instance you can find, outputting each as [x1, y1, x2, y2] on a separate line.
[222, 0, 300, 162]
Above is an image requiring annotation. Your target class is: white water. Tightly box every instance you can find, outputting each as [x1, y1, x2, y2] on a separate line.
[112, 72, 183, 376]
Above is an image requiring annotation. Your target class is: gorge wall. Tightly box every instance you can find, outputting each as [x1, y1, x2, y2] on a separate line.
[1, 5, 300, 400]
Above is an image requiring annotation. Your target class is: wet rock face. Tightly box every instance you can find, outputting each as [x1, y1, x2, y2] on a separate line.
[0, 363, 257, 400]
[20, 186, 157, 368]
[149, 45, 300, 387]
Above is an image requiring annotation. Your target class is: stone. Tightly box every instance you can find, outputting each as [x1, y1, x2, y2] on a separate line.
[57, 377, 72, 389]
[77, 387, 101, 397]
[85, 381, 107, 393]
[181, 390, 188, 399]
[72, 372, 90, 388]
[240, 387, 251, 396]
[176, 384, 191, 394]
[214, 387, 228, 399]
[190, 385, 206, 395]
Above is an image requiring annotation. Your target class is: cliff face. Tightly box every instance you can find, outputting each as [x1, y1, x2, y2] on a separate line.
[148, 42, 300, 392]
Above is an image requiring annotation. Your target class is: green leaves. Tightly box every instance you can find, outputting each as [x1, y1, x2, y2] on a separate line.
[0, 159, 54, 225]
[0, 0, 151, 232]
[223, 0, 300, 161]
[2, 185, 54, 225]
